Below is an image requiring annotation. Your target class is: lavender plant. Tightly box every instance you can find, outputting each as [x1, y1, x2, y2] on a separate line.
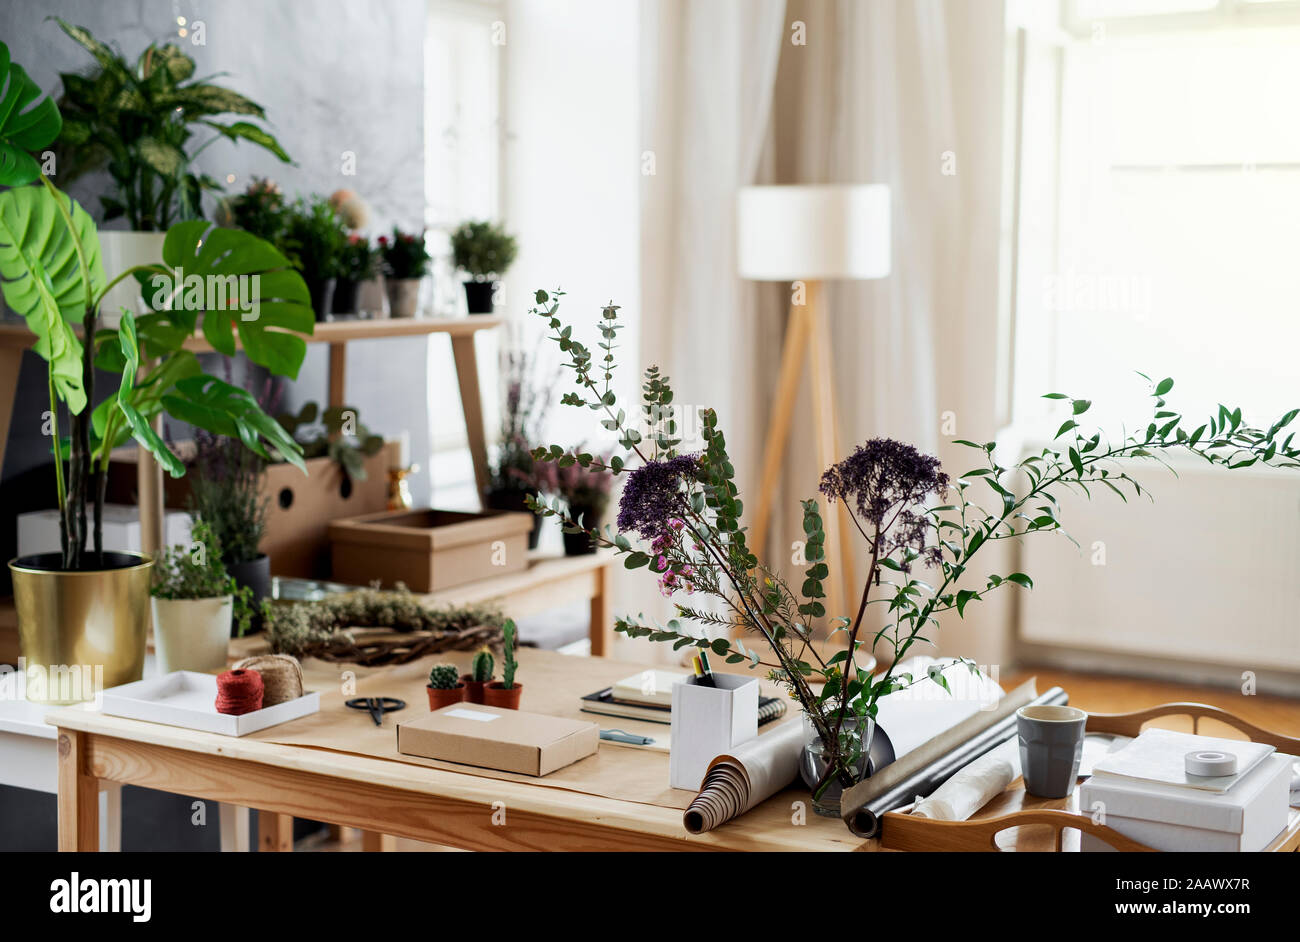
[523, 289, 1300, 800]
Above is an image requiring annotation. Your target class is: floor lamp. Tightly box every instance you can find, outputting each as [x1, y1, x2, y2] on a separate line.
[737, 184, 891, 622]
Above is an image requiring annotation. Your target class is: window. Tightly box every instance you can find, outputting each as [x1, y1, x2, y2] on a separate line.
[1006, 0, 1300, 432]
[424, 0, 505, 505]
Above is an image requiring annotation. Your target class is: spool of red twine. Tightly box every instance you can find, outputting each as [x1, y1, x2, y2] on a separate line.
[215, 669, 264, 715]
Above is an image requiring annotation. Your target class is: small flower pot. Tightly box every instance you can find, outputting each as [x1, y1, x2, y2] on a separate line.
[331, 277, 361, 317]
[463, 280, 497, 314]
[386, 277, 421, 318]
[153, 595, 233, 674]
[427, 684, 466, 710]
[460, 674, 488, 704]
[482, 682, 522, 710]
[308, 277, 337, 322]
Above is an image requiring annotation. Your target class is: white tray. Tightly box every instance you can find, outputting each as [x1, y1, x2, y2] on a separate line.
[100, 671, 320, 736]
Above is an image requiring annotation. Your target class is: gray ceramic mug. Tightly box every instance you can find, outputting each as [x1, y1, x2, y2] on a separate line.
[1017, 704, 1087, 798]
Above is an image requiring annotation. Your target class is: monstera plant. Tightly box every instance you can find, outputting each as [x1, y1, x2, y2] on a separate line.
[0, 37, 310, 560]
[0, 38, 309, 699]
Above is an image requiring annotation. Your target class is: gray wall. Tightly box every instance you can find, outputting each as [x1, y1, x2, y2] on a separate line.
[0, 0, 433, 500]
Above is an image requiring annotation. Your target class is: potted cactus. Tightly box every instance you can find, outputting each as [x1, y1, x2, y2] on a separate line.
[482, 619, 522, 709]
[461, 648, 494, 704]
[426, 663, 465, 710]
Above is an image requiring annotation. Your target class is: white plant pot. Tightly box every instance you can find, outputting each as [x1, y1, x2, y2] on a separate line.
[152, 595, 233, 674]
[98, 231, 168, 328]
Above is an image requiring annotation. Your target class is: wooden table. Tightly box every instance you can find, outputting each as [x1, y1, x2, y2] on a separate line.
[0, 316, 501, 552]
[47, 649, 863, 852]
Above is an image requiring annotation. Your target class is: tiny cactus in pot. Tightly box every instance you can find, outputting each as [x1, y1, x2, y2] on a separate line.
[426, 662, 465, 710]
[461, 648, 495, 704]
[483, 619, 522, 709]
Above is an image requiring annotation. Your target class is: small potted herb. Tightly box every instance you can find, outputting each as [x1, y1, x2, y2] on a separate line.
[482, 620, 521, 709]
[450, 220, 518, 314]
[461, 648, 494, 704]
[332, 234, 378, 317]
[284, 195, 349, 320]
[426, 663, 466, 710]
[378, 227, 432, 318]
[151, 520, 255, 673]
[223, 177, 290, 246]
[188, 430, 271, 632]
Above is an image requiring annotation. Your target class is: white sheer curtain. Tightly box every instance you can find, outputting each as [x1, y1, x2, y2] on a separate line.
[635, 0, 1008, 658]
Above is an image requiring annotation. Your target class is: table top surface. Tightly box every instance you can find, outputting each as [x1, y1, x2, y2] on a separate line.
[46, 647, 862, 852]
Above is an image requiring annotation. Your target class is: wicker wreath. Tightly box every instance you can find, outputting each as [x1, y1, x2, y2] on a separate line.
[265, 588, 505, 666]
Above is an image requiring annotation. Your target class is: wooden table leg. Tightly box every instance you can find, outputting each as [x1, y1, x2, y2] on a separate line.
[258, 812, 294, 852]
[361, 830, 396, 852]
[589, 562, 611, 657]
[219, 803, 250, 852]
[57, 729, 99, 852]
[328, 342, 347, 408]
[450, 333, 490, 504]
[99, 782, 122, 852]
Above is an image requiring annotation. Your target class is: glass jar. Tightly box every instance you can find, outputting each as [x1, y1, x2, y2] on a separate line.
[799, 710, 876, 818]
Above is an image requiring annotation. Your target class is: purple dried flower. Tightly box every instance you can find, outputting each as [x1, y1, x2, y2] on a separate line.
[616, 454, 701, 541]
[819, 438, 949, 570]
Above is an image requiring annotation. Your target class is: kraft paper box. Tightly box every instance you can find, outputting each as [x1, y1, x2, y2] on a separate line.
[398, 704, 599, 776]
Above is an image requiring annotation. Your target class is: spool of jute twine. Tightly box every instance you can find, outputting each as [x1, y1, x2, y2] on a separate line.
[232, 654, 305, 706]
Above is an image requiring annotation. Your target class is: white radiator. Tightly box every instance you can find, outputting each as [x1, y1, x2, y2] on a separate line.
[1016, 455, 1300, 672]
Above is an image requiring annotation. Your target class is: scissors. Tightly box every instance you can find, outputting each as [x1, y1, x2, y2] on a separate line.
[345, 696, 407, 727]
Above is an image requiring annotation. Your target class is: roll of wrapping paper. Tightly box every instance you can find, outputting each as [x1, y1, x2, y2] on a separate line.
[840, 682, 1068, 838]
[683, 719, 806, 833]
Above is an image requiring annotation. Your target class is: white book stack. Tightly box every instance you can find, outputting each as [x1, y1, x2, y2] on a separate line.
[1079, 728, 1293, 852]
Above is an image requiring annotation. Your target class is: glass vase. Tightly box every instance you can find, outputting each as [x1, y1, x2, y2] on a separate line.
[799, 710, 876, 818]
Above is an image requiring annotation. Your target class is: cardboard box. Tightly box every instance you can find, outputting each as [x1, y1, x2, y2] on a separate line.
[669, 673, 759, 790]
[398, 704, 599, 776]
[1080, 752, 1293, 852]
[328, 507, 533, 592]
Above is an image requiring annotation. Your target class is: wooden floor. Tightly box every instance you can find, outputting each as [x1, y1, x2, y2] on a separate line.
[1003, 667, 1300, 736]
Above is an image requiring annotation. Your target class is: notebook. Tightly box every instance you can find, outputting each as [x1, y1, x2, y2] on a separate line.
[580, 685, 788, 727]
[609, 669, 687, 708]
[1090, 728, 1275, 793]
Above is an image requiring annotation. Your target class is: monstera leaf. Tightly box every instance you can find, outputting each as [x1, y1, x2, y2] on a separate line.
[115, 312, 185, 477]
[162, 374, 307, 473]
[0, 41, 63, 185]
[142, 221, 314, 378]
[0, 185, 106, 414]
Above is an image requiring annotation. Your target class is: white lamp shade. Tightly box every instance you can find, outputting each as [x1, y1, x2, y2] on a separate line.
[736, 184, 891, 281]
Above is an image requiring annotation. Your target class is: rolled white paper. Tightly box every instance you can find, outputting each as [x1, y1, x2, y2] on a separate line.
[910, 738, 1019, 822]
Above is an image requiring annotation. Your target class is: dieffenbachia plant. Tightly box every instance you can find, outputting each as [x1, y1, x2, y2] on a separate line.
[522, 289, 1300, 800]
[0, 39, 310, 570]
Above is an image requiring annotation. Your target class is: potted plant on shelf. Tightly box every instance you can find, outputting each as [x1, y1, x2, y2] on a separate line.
[51, 19, 290, 323]
[0, 40, 311, 702]
[284, 196, 349, 320]
[461, 647, 494, 704]
[188, 430, 271, 631]
[426, 663, 466, 710]
[378, 227, 431, 318]
[549, 448, 613, 556]
[151, 519, 258, 673]
[482, 619, 521, 709]
[275, 401, 387, 481]
[450, 220, 518, 315]
[332, 235, 377, 317]
[520, 288, 1300, 817]
[220, 177, 289, 246]
[484, 349, 557, 549]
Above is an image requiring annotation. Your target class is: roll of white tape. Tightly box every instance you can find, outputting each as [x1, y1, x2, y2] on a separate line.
[1185, 750, 1238, 777]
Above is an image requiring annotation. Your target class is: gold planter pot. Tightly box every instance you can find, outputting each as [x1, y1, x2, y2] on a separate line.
[8, 552, 153, 704]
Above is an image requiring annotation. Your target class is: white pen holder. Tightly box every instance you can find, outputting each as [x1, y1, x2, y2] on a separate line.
[669, 673, 760, 791]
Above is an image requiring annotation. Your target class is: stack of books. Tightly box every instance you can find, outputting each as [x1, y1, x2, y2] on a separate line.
[581, 669, 787, 727]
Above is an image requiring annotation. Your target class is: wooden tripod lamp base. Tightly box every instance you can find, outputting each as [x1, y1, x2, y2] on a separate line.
[736, 184, 892, 627]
